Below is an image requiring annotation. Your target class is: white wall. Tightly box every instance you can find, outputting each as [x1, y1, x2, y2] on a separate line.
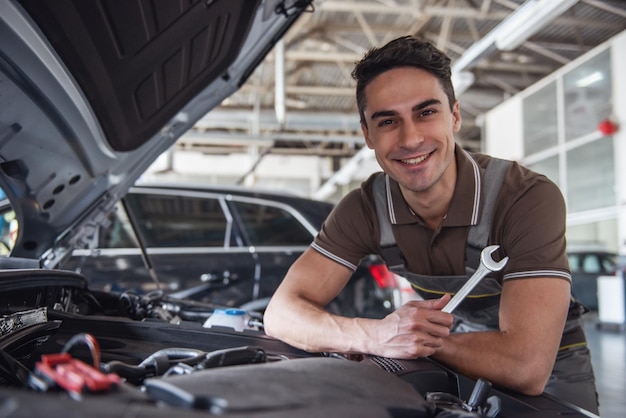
[483, 97, 524, 160]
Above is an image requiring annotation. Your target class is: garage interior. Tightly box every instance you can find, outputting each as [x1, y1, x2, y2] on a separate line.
[150, 0, 625, 193]
[139, 1, 626, 416]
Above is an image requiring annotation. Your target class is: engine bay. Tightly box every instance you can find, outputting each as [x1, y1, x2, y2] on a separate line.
[0, 269, 594, 417]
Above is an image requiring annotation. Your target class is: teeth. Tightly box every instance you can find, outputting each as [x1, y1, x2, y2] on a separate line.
[401, 154, 428, 165]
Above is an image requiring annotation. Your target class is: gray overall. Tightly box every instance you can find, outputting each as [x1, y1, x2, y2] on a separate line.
[372, 158, 599, 414]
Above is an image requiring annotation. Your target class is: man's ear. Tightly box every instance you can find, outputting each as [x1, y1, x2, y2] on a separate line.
[361, 122, 374, 149]
[452, 101, 462, 133]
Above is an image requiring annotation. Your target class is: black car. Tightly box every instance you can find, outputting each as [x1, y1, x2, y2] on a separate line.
[568, 249, 618, 311]
[61, 184, 334, 303]
[0, 1, 599, 416]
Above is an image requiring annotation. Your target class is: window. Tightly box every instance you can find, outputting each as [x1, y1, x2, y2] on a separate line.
[122, 193, 230, 248]
[523, 81, 558, 156]
[566, 137, 615, 212]
[582, 255, 601, 273]
[567, 254, 581, 272]
[563, 49, 612, 142]
[527, 155, 560, 188]
[0, 208, 17, 255]
[233, 201, 313, 246]
[99, 205, 137, 248]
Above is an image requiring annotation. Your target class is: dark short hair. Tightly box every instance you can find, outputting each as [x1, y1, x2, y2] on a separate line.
[352, 36, 456, 125]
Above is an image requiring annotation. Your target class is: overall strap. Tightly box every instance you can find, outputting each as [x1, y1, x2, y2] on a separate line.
[373, 174, 405, 270]
[465, 157, 512, 271]
[374, 157, 512, 272]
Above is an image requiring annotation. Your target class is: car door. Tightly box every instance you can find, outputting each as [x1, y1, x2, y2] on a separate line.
[226, 197, 320, 306]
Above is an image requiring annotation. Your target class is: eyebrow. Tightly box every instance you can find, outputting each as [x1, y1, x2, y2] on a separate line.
[369, 98, 443, 121]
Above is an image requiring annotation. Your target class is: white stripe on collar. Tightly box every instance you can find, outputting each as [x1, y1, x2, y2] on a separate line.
[462, 149, 481, 225]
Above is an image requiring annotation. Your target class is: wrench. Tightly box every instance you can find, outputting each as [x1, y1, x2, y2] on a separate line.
[442, 245, 509, 313]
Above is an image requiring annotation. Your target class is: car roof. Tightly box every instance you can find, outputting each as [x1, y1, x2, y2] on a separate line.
[0, 0, 311, 265]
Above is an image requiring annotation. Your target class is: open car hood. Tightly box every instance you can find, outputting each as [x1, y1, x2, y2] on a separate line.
[0, 0, 310, 266]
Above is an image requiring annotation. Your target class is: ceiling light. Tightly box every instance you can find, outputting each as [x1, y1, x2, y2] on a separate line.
[576, 71, 603, 88]
[495, 0, 578, 51]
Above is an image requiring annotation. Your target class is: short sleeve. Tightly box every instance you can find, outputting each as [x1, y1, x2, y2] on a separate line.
[494, 165, 571, 281]
[312, 179, 380, 270]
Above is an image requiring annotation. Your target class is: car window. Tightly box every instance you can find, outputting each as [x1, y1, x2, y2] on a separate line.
[568, 252, 617, 274]
[599, 254, 616, 273]
[99, 204, 139, 248]
[121, 193, 231, 248]
[567, 254, 580, 272]
[0, 207, 17, 255]
[582, 255, 601, 273]
[232, 200, 313, 246]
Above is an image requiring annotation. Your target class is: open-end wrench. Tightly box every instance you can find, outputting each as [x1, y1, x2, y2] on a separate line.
[442, 245, 509, 313]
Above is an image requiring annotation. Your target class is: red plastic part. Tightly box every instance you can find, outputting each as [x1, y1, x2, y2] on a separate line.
[36, 353, 120, 393]
[368, 263, 398, 289]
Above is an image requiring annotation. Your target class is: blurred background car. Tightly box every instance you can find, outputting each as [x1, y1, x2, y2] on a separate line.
[568, 247, 618, 311]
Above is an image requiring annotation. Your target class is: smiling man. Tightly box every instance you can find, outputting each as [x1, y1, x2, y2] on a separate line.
[264, 36, 598, 413]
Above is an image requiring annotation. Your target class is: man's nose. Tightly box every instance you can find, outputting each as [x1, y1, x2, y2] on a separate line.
[399, 120, 425, 147]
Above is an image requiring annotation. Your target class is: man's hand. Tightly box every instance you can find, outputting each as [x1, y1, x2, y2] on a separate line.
[366, 294, 454, 358]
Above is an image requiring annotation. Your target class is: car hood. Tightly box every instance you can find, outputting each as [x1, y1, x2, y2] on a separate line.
[0, 0, 310, 266]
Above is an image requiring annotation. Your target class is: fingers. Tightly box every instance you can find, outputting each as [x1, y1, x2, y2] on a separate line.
[431, 293, 452, 309]
[401, 296, 454, 327]
[374, 296, 454, 358]
[405, 293, 450, 310]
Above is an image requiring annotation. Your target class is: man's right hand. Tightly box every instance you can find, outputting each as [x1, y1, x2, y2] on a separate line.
[365, 295, 454, 359]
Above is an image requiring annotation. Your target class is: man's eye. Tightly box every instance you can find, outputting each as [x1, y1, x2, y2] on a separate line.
[378, 119, 394, 127]
[420, 109, 436, 117]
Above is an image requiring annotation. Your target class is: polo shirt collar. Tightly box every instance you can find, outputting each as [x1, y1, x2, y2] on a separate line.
[383, 144, 481, 227]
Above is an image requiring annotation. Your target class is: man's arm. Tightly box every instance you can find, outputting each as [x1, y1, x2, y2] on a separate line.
[264, 248, 454, 358]
[431, 277, 570, 395]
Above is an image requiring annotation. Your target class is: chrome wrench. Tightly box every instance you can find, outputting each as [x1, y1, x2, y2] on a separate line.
[442, 245, 509, 313]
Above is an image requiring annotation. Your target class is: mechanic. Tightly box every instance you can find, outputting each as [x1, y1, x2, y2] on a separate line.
[263, 36, 598, 413]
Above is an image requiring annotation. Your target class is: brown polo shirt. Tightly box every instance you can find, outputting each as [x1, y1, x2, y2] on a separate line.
[312, 145, 571, 283]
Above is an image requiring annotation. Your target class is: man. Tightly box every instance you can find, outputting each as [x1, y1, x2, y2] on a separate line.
[264, 36, 598, 413]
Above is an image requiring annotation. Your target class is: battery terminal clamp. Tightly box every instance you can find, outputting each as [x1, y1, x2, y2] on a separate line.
[34, 333, 120, 394]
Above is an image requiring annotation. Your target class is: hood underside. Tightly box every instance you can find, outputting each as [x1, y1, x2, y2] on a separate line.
[0, 0, 309, 264]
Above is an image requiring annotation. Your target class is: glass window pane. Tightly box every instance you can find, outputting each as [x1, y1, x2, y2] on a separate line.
[527, 155, 560, 188]
[566, 137, 615, 212]
[563, 49, 612, 141]
[99, 203, 138, 248]
[125, 193, 228, 248]
[567, 253, 581, 272]
[233, 201, 313, 246]
[523, 81, 558, 156]
[0, 208, 17, 255]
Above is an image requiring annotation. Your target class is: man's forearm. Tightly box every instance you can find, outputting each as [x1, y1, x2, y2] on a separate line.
[264, 299, 376, 354]
[432, 330, 556, 395]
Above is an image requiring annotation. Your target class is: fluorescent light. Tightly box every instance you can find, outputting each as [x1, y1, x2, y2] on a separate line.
[576, 71, 603, 88]
[495, 0, 579, 51]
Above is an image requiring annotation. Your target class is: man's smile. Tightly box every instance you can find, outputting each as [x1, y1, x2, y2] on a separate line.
[399, 152, 432, 165]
